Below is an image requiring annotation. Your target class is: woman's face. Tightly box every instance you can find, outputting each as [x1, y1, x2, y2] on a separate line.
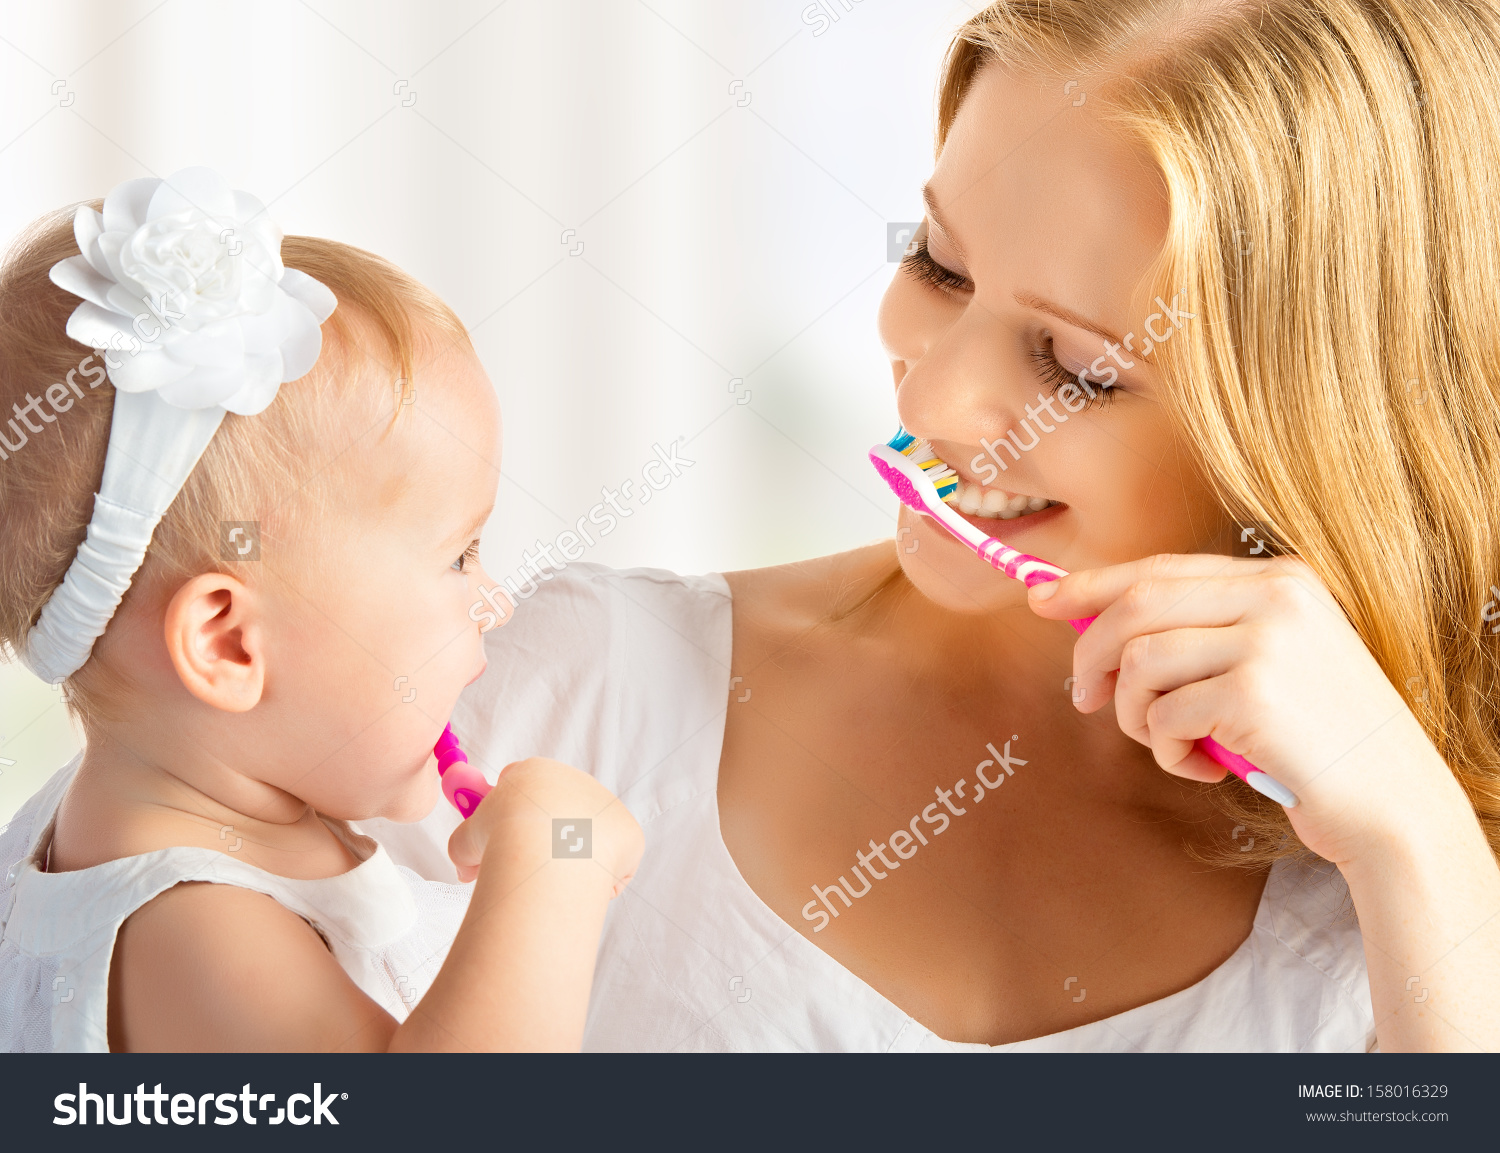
[877, 63, 1234, 614]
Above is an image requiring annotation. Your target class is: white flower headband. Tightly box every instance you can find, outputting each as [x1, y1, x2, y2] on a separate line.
[20, 167, 337, 684]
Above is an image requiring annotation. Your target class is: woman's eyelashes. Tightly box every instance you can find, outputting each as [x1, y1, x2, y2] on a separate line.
[453, 540, 481, 573]
[902, 235, 971, 294]
[1030, 343, 1117, 409]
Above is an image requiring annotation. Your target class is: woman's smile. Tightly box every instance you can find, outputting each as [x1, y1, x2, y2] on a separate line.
[951, 497, 1067, 537]
[942, 467, 1060, 520]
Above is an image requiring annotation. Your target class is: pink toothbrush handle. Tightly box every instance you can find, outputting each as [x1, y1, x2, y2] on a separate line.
[1011, 566, 1299, 807]
[435, 723, 491, 819]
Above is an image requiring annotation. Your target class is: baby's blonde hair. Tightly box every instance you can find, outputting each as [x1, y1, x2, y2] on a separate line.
[941, 0, 1500, 863]
[0, 203, 471, 732]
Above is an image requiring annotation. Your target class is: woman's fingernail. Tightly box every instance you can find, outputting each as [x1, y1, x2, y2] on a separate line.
[1029, 580, 1059, 600]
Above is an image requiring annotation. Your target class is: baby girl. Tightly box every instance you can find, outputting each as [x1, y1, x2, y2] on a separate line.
[0, 168, 642, 1052]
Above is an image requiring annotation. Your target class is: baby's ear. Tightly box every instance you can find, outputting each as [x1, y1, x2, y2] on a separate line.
[162, 573, 265, 712]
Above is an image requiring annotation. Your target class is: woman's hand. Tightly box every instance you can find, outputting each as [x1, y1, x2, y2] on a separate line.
[1028, 552, 1500, 1052]
[1026, 553, 1460, 868]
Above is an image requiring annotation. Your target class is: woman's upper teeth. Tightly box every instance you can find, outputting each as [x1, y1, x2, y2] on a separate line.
[945, 480, 1056, 520]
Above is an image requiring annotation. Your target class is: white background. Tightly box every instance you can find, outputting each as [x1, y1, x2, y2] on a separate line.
[0, 0, 977, 822]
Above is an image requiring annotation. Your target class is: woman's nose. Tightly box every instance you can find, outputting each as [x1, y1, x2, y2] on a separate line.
[894, 303, 1026, 446]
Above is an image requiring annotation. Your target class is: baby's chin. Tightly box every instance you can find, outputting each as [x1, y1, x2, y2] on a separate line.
[364, 760, 445, 824]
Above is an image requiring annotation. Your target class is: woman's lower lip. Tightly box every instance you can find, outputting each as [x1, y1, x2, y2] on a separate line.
[950, 501, 1066, 536]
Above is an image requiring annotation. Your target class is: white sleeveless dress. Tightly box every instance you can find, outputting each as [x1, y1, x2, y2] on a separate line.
[366, 563, 1379, 1053]
[0, 757, 470, 1052]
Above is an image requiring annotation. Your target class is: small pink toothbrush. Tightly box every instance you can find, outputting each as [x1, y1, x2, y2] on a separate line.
[435, 723, 491, 818]
[870, 429, 1299, 808]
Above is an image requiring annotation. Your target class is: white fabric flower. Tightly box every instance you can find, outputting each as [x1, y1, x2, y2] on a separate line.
[48, 166, 336, 415]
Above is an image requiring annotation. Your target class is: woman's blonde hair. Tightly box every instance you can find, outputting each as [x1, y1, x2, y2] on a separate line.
[0, 204, 470, 732]
[939, 0, 1500, 862]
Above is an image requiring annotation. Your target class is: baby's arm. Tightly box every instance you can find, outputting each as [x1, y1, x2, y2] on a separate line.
[109, 882, 398, 1051]
[108, 758, 642, 1052]
[394, 757, 643, 1051]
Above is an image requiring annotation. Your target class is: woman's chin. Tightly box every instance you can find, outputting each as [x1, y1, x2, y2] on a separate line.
[895, 509, 1031, 615]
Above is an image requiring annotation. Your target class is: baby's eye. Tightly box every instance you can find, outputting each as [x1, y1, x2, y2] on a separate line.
[453, 540, 481, 573]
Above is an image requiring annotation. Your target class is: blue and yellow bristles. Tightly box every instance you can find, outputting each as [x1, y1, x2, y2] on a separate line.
[888, 427, 960, 502]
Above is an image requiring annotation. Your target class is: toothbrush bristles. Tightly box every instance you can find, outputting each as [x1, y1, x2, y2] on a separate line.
[888, 428, 959, 501]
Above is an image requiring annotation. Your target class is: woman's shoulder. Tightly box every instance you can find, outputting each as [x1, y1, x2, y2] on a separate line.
[723, 542, 901, 635]
[443, 562, 736, 818]
[519, 560, 730, 609]
[489, 546, 906, 661]
[483, 562, 728, 663]
[465, 561, 731, 699]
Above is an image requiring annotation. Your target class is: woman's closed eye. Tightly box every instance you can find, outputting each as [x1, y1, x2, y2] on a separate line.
[454, 540, 481, 573]
[1031, 340, 1117, 409]
[902, 235, 971, 294]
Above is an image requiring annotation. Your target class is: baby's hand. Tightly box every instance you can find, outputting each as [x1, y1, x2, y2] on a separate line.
[446, 757, 643, 892]
[410, 759, 643, 1051]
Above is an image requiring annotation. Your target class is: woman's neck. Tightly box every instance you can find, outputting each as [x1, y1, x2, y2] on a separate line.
[816, 544, 1178, 811]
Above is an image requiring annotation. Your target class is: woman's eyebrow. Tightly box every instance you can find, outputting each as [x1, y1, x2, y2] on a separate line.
[1014, 290, 1127, 349]
[920, 183, 969, 264]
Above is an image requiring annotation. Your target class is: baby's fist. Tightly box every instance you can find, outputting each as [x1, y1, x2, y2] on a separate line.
[447, 757, 642, 890]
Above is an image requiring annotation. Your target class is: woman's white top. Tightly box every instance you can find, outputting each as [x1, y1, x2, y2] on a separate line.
[0, 757, 469, 1052]
[367, 563, 1378, 1053]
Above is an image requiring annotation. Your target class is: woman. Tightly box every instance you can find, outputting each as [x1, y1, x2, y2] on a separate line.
[374, 0, 1500, 1051]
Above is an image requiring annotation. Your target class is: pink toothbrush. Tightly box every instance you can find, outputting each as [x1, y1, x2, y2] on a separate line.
[435, 723, 491, 818]
[870, 429, 1299, 808]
